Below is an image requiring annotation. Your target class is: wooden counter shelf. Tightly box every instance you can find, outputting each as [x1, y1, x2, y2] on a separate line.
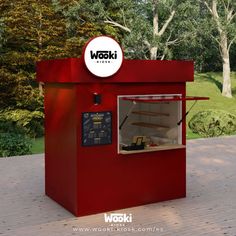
[131, 122, 169, 129]
[119, 144, 186, 155]
[132, 111, 169, 117]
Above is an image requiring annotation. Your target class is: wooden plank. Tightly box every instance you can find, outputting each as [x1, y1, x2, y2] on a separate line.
[132, 110, 169, 116]
[131, 122, 169, 129]
[119, 144, 186, 154]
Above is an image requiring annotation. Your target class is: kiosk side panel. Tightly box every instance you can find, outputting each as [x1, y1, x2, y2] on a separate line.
[44, 83, 78, 215]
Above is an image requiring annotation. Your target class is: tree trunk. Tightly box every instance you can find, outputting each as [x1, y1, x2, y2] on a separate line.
[220, 34, 232, 98]
[153, 0, 159, 37]
[150, 47, 157, 60]
[150, 0, 158, 60]
[150, 46, 157, 60]
[205, 0, 233, 98]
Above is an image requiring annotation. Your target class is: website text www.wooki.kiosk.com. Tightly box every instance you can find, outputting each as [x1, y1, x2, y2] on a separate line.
[72, 226, 164, 233]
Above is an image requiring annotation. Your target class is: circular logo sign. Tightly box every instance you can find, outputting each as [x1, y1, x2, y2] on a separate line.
[84, 36, 123, 78]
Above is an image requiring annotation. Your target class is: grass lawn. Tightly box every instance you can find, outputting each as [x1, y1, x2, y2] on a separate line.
[30, 72, 236, 153]
[31, 137, 44, 154]
[186, 71, 236, 139]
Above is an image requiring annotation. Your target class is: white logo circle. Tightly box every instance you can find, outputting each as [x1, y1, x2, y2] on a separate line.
[84, 36, 123, 78]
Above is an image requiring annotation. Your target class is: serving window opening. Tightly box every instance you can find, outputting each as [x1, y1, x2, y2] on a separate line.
[118, 94, 185, 154]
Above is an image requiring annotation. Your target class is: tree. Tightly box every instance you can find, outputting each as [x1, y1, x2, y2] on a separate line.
[102, 0, 177, 59]
[0, 0, 66, 109]
[52, 0, 123, 49]
[148, 0, 176, 59]
[170, 1, 222, 72]
[89, 0, 197, 61]
[203, 0, 236, 97]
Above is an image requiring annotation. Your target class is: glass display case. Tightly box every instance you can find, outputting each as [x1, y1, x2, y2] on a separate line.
[118, 94, 185, 154]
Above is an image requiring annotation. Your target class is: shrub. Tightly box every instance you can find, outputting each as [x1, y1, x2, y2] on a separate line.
[188, 110, 236, 137]
[0, 121, 32, 157]
[0, 119, 26, 134]
[0, 133, 32, 157]
[0, 109, 44, 138]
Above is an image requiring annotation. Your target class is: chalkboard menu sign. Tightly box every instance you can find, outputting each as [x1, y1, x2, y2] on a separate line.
[82, 112, 112, 146]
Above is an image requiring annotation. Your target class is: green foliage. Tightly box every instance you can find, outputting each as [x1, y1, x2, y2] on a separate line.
[0, 116, 32, 157]
[0, 109, 44, 138]
[0, 133, 32, 157]
[0, 120, 25, 135]
[52, 0, 122, 44]
[0, 0, 66, 110]
[0, 68, 18, 108]
[188, 109, 236, 137]
[0, 18, 4, 47]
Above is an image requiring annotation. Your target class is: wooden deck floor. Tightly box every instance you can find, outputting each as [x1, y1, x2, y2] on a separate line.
[0, 136, 236, 236]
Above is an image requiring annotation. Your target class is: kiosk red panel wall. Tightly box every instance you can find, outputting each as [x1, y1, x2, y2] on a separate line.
[37, 57, 194, 216]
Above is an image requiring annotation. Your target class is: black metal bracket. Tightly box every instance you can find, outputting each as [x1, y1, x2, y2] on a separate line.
[119, 101, 137, 130]
[177, 100, 198, 126]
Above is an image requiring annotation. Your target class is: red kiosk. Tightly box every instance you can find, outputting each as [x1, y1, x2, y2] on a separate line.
[37, 36, 208, 216]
